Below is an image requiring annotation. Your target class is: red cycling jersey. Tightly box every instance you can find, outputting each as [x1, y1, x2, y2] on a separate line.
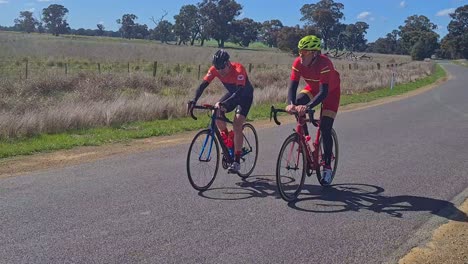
[203, 62, 249, 93]
[290, 54, 341, 116]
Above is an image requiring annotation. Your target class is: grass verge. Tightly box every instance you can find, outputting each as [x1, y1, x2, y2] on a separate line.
[0, 64, 446, 159]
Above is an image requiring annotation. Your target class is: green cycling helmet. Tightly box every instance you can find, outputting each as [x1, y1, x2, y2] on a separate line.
[298, 35, 321, 51]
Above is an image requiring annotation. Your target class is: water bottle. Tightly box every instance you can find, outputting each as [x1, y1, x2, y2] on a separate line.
[305, 135, 314, 153]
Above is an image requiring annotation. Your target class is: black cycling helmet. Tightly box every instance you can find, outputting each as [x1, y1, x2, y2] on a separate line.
[212, 49, 230, 70]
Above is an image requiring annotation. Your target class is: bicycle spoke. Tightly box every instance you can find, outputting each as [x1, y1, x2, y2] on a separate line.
[276, 134, 306, 201]
[187, 130, 219, 191]
[237, 123, 258, 178]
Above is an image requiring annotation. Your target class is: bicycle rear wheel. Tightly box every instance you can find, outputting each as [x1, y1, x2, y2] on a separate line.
[276, 134, 307, 202]
[317, 128, 339, 186]
[237, 123, 258, 178]
[186, 129, 219, 191]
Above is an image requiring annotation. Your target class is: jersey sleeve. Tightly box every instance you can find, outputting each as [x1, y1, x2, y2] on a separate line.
[290, 57, 302, 81]
[319, 59, 333, 85]
[203, 66, 218, 83]
[235, 65, 247, 86]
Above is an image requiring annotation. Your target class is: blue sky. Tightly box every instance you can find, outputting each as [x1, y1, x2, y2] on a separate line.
[0, 0, 467, 42]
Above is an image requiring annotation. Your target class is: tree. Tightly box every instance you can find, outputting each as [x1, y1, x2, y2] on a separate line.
[260, 19, 283, 48]
[367, 29, 404, 54]
[198, 0, 242, 48]
[411, 34, 438, 60]
[230, 18, 261, 47]
[14, 11, 39, 33]
[151, 20, 174, 43]
[276, 26, 308, 54]
[398, 15, 439, 58]
[97, 24, 105, 36]
[133, 24, 149, 39]
[326, 23, 346, 50]
[117, 14, 138, 39]
[440, 5, 468, 59]
[42, 4, 70, 36]
[174, 5, 200, 45]
[300, 0, 345, 50]
[342, 21, 369, 51]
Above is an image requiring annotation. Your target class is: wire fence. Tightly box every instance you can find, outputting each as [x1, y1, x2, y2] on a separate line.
[0, 58, 410, 81]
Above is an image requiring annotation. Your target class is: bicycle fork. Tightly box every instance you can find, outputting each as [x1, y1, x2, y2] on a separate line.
[199, 132, 215, 162]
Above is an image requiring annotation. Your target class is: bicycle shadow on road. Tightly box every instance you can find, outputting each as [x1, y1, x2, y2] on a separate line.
[290, 183, 468, 222]
[197, 174, 279, 200]
[196, 177, 467, 223]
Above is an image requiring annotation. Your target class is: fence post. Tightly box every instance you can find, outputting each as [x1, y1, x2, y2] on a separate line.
[65, 63, 68, 75]
[377, 63, 380, 70]
[153, 61, 157, 77]
[248, 63, 252, 73]
[25, 59, 28, 79]
[127, 62, 130, 73]
[98, 63, 101, 74]
[198, 64, 201, 79]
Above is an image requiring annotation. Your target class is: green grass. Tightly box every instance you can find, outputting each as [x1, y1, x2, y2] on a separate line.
[0, 64, 446, 159]
[340, 64, 446, 106]
[452, 60, 468, 67]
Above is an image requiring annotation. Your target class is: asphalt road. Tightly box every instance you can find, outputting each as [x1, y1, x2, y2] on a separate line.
[1, 63, 467, 264]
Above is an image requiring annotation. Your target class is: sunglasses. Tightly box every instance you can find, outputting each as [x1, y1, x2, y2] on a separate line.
[214, 62, 228, 70]
[299, 50, 315, 56]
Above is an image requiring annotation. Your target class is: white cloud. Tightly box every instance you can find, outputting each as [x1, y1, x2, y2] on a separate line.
[98, 21, 105, 25]
[0, 0, 9, 4]
[357, 11, 371, 20]
[400, 1, 407, 8]
[28, 7, 35, 12]
[436, 8, 456, 17]
[37, 0, 54, 2]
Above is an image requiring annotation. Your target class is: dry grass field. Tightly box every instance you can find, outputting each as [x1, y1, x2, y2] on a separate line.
[0, 31, 434, 139]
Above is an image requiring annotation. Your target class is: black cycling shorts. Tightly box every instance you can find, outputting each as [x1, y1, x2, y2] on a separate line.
[219, 90, 253, 117]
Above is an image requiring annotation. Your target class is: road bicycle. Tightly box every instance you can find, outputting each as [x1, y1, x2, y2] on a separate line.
[186, 104, 259, 191]
[270, 105, 339, 202]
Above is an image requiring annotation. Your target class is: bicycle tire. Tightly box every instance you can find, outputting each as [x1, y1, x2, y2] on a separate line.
[186, 129, 219, 191]
[237, 123, 259, 178]
[317, 128, 339, 186]
[276, 133, 307, 202]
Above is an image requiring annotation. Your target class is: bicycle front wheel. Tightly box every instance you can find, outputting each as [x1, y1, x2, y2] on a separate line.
[237, 123, 259, 178]
[317, 128, 339, 186]
[186, 129, 219, 191]
[276, 134, 307, 202]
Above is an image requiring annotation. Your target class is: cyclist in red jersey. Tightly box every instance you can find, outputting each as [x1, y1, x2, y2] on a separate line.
[285, 35, 341, 184]
[188, 49, 254, 173]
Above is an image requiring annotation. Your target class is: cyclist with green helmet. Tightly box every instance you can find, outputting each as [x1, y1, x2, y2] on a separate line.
[285, 35, 341, 184]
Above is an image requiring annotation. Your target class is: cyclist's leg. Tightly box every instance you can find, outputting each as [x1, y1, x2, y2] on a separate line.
[232, 95, 253, 163]
[321, 96, 338, 167]
[216, 93, 233, 133]
[296, 91, 312, 136]
[232, 114, 245, 162]
[320, 115, 335, 166]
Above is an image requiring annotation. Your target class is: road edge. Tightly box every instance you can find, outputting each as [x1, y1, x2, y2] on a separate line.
[384, 188, 468, 264]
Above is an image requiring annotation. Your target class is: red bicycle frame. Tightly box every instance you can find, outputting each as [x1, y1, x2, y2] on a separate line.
[271, 106, 323, 172]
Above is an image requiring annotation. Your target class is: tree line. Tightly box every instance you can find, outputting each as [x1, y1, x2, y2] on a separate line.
[1, 0, 466, 60]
